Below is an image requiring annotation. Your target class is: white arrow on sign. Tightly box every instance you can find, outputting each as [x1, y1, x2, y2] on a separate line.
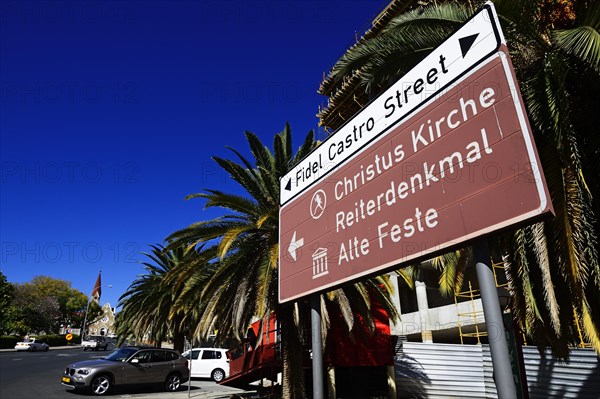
[280, 2, 504, 206]
[287, 231, 304, 261]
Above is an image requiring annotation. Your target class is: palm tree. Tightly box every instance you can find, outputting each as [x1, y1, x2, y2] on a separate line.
[167, 124, 399, 398]
[116, 245, 202, 352]
[324, 0, 600, 356]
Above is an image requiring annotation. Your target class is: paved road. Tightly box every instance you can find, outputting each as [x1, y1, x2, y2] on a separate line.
[0, 349, 251, 399]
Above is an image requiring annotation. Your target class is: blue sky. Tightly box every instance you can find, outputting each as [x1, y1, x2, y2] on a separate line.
[0, 1, 388, 308]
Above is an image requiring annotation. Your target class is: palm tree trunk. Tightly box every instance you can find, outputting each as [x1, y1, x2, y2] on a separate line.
[172, 332, 185, 353]
[281, 305, 306, 399]
[172, 313, 185, 353]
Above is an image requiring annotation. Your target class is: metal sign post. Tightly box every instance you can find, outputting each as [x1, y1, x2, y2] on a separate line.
[184, 337, 192, 397]
[474, 241, 517, 398]
[311, 295, 324, 399]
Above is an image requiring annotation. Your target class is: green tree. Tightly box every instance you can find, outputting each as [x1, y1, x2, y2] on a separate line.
[29, 276, 91, 331]
[325, 0, 600, 356]
[8, 283, 61, 334]
[0, 272, 15, 334]
[167, 124, 399, 398]
[5, 276, 95, 335]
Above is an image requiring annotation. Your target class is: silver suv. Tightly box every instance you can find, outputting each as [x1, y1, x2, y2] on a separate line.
[61, 347, 189, 396]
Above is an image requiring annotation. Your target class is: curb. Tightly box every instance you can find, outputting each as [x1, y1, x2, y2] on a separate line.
[111, 385, 254, 399]
[0, 345, 82, 352]
[126, 390, 254, 399]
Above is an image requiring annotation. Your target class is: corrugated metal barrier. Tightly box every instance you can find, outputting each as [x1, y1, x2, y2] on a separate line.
[522, 346, 600, 399]
[395, 342, 488, 398]
[394, 342, 599, 399]
[481, 345, 497, 398]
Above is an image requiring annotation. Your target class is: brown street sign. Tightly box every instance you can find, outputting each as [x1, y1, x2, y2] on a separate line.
[279, 4, 552, 303]
[279, 49, 552, 303]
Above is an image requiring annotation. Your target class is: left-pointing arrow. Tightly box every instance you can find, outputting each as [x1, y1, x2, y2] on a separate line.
[288, 231, 304, 261]
[284, 178, 292, 191]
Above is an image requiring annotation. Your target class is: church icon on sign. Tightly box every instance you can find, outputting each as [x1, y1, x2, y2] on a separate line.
[312, 248, 329, 279]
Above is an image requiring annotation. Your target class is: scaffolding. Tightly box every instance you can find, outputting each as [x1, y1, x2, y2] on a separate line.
[454, 261, 509, 344]
[453, 259, 594, 350]
[455, 280, 487, 344]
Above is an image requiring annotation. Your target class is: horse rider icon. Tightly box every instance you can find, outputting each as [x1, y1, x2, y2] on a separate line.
[310, 189, 326, 219]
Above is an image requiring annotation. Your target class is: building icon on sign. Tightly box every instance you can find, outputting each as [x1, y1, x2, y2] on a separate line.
[312, 248, 329, 279]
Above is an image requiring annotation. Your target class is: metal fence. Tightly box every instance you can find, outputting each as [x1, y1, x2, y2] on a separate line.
[394, 341, 599, 399]
[522, 346, 600, 399]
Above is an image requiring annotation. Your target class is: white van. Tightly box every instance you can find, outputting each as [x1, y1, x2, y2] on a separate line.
[81, 335, 109, 351]
[182, 348, 229, 382]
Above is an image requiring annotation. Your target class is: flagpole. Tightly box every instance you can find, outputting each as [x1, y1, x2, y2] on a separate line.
[81, 297, 92, 342]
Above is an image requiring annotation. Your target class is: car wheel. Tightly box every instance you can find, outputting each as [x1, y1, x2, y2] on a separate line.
[44, 346, 49, 352]
[165, 373, 181, 392]
[91, 374, 111, 396]
[31, 346, 36, 352]
[211, 368, 225, 382]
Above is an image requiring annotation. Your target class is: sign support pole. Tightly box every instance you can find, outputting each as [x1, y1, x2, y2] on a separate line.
[185, 337, 192, 398]
[311, 295, 324, 399]
[474, 241, 517, 398]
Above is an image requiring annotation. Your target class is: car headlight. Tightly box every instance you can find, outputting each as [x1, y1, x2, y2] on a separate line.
[77, 369, 91, 375]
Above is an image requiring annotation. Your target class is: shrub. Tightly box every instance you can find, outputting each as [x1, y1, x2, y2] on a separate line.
[0, 335, 20, 349]
[34, 334, 80, 346]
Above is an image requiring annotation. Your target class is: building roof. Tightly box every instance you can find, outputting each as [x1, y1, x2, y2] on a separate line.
[317, 0, 418, 131]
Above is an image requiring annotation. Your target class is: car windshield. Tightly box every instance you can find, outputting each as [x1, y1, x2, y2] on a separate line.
[104, 348, 137, 362]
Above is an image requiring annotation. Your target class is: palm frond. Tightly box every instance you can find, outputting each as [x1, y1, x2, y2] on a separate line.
[553, 26, 600, 72]
[552, 1, 600, 73]
[293, 129, 317, 164]
[396, 266, 416, 289]
[384, 2, 473, 31]
[245, 131, 275, 174]
[529, 222, 561, 335]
